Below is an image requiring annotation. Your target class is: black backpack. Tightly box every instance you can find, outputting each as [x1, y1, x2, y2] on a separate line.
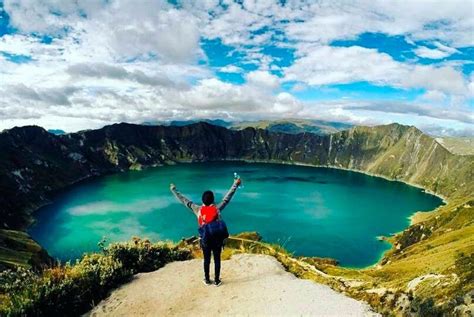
[198, 219, 229, 246]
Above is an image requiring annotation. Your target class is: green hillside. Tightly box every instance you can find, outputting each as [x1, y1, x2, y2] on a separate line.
[0, 122, 472, 315]
[0, 230, 52, 271]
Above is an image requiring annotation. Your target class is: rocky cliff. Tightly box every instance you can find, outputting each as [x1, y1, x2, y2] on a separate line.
[0, 122, 472, 270]
[1, 122, 472, 231]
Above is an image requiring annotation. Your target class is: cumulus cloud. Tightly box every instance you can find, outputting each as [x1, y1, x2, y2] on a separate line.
[273, 92, 302, 114]
[0, 0, 472, 136]
[169, 78, 301, 115]
[4, 0, 202, 62]
[282, 0, 474, 47]
[420, 90, 448, 103]
[9, 84, 78, 105]
[246, 70, 280, 89]
[66, 63, 182, 88]
[284, 45, 469, 95]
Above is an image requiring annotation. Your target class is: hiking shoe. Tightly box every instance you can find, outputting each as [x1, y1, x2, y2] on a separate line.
[203, 279, 212, 286]
[214, 279, 222, 287]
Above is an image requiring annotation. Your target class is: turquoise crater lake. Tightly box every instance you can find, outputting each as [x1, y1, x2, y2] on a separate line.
[30, 162, 442, 267]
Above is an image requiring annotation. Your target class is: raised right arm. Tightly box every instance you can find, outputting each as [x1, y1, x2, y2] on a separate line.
[170, 184, 200, 216]
[217, 179, 240, 211]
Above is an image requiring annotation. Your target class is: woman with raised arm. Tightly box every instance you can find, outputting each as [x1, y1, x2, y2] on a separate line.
[170, 177, 241, 286]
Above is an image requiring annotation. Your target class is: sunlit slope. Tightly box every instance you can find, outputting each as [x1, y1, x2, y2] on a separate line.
[436, 136, 474, 156]
[0, 229, 52, 270]
[323, 125, 473, 198]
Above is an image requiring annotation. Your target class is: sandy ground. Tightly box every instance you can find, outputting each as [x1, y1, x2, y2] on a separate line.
[87, 254, 379, 317]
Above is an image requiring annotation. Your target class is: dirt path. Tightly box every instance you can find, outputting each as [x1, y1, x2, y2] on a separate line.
[88, 254, 378, 316]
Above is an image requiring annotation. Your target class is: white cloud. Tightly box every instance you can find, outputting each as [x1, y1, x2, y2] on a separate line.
[219, 65, 243, 73]
[4, 0, 202, 62]
[298, 99, 474, 136]
[414, 42, 459, 59]
[0, 0, 472, 136]
[0, 73, 303, 131]
[66, 62, 183, 88]
[414, 47, 452, 59]
[199, 1, 272, 46]
[169, 77, 300, 114]
[282, 0, 474, 47]
[420, 90, 447, 103]
[273, 92, 302, 114]
[403, 65, 466, 94]
[284, 45, 468, 95]
[469, 74, 474, 97]
[246, 70, 280, 89]
[98, 6, 201, 63]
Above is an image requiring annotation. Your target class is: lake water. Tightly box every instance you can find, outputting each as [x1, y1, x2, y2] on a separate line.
[29, 162, 442, 267]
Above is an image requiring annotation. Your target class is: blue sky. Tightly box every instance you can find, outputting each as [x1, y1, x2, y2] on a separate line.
[0, 0, 473, 135]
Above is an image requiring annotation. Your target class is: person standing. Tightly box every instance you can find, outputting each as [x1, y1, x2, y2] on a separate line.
[170, 178, 241, 286]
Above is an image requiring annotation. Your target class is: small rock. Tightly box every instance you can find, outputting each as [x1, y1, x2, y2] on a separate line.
[464, 290, 474, 305]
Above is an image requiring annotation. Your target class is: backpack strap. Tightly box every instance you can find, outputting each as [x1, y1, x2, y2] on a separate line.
[198, 206, 205, 225]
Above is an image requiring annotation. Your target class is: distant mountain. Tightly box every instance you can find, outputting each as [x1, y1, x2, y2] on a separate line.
[47, 129, 66, 135]
[231, 119, 352, 135]
[435, 136, 474, 155]
[142, 119, 232, 128]
[142, 119, 351, 135]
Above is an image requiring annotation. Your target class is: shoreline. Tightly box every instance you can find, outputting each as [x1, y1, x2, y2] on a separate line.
[233, 159, 448, 204]
[26, 158, 447, 270]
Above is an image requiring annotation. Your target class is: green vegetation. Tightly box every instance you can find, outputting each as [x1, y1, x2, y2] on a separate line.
[0, 230, 52, 271]
[0, 122, 472, 315]
[217, 226, 473, 316]
[0, 238, 191, 316]
[435, 137, 474, 156]
[1, 225, 472, 315]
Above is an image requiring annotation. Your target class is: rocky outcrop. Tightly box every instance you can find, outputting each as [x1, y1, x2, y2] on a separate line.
[0, 229, 53, 270]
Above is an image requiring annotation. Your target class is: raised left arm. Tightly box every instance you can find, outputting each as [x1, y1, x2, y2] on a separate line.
[170, 184, 200, 216]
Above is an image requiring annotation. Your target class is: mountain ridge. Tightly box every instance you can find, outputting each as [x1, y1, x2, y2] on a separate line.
[1, 121, 471, 232]
[141, 118, 352, 135]
[0, 121, 472, 313]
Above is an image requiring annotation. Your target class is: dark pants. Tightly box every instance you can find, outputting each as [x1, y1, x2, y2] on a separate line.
[202, 241, 222, 281]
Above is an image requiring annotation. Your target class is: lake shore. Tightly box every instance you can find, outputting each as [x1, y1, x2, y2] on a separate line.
[30, 160, 443, 269]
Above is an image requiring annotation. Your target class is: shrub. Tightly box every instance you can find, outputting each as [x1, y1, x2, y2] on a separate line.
[410, 297, 443, 317]
[0, 238, 192, 316]
[103, 237, 191, 273]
